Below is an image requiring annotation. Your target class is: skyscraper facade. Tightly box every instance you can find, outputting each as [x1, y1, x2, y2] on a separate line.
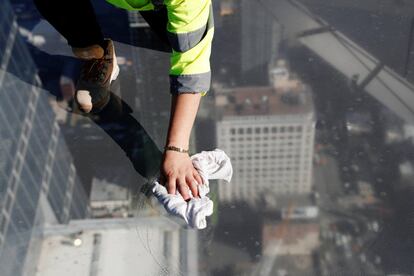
[216, 83, 315, 206]
[127, 11, 171, 147]
[0, 1, 89, 275]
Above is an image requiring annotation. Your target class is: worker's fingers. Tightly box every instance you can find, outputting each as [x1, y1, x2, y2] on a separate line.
[167, 176, 176, 195]
[178, 178, 190, 201]
[186, 175, 199, 198]
[193, 169, 203, 186]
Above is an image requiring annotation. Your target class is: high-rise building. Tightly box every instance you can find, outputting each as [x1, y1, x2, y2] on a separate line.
[215, 76, 315, 207]
[34, 217, 198, 276]
[127, 11, 171, 148]
[0, 1, 89, 275]
[240, 0, 282, 85]
[212, 0, 282, 87]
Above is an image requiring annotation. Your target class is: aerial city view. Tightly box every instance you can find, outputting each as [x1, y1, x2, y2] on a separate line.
[1, 0, 414, 275]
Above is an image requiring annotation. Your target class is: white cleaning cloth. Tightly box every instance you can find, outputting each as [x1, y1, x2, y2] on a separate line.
[151, 149, 233, 229]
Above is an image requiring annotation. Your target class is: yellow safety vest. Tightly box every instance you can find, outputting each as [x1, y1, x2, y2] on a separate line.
[106, 0, 214, 96]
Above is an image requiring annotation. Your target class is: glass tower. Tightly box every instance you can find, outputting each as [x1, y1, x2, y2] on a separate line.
[0, 1, 89, 275]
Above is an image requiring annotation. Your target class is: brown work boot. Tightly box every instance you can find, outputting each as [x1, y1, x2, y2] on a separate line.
[72, 44, 104, 60]
[75, 39, 119, 113]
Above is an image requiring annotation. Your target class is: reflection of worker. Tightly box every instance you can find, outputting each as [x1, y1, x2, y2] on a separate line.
[34, 0, 214, 200]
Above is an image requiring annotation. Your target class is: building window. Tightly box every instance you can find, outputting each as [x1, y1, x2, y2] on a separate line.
[18, 140, 25, 154]
[0, 218, 6, 234]
[23, 123, 30, 138]
[10, 174, 18, 191]
[4, 194, 12, 212]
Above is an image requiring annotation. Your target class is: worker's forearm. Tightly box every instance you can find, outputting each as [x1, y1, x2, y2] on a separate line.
[166, 93, 201, 149]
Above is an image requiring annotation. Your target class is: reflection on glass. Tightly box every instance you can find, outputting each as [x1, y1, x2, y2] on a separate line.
[1, 0, 414, 275]
[0, 3, 89, 276]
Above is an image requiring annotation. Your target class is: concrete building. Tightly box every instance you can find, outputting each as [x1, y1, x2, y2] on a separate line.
[215, 73, 315, 206]
[35, 217, 198, 276]
[214, 0, 282, 86]
[240, 0, 282, 85]
[0, 1, 89, 275]
[89, 178, 131, 218]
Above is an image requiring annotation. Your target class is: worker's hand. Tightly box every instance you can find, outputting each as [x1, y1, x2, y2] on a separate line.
[161, 150, 203, 200]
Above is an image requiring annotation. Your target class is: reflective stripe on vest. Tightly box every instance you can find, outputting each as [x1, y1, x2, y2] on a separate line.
[170, 71, 211, 94]
[167, 4, 214, 53]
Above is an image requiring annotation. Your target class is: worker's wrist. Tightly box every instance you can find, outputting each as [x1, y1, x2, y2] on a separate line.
[164, 145, 189, 154]
[165, 138, 189, 149]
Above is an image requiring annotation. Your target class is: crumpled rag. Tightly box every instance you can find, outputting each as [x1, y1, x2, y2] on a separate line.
[151, 149, 233, 229]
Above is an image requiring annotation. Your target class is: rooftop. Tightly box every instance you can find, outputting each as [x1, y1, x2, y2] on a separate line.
[216, 82, 314, 117]
[35, 218, 182, 276]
